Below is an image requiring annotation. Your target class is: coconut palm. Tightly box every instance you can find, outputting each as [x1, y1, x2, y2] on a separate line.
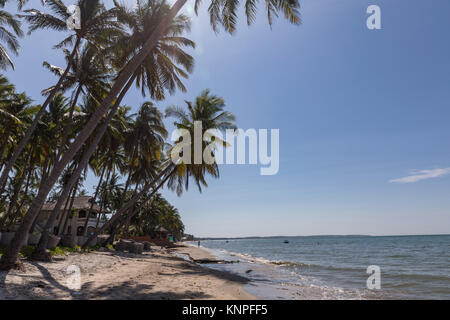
[0, 79, 35, 168]
[0, 0, 122, 195]
[118, 102, 167, 209]
[0, 0, 193, 266]
[0, 0, 42, 10]
[0, 0, 301, 270]
[165, 89, 236, 194]
[82, 90, 236, 248]
[113, 0, 194, 100]
[0, 4, 23, 70]
[43, 44, 112, 160]
[32, 97, 132, 258]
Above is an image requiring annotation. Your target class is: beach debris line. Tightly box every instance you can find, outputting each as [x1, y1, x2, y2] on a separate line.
[192, 258, 240, 264]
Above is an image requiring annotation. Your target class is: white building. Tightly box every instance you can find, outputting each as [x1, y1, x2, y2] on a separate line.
[37, 196, 107, 236]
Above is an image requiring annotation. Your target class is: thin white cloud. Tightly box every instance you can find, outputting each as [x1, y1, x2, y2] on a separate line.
[389, 167, 450, 184]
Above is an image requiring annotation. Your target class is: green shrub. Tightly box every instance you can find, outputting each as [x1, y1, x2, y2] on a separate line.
[19, 245, 36, 258]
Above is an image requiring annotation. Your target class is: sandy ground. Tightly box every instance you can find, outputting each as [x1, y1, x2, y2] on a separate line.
[0, 244, 256, 300]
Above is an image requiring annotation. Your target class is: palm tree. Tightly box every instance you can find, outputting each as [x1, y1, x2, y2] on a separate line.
[0, 0, 193, 265]
[0, 0, 301, 270]
[118, 102, 167, 211]
[0, 0, 122, 195]
[83, 90, 236, 248]
[0, 0, 42, 10]
[165, 89, 236, 194]
[32, 97, 132, 258]
[0, 4, 23, 70]
[0, 77, 34, 168]
[128, 193, 184, 240]
[43, 44, 111, 160]
[113, 0, 194, 100]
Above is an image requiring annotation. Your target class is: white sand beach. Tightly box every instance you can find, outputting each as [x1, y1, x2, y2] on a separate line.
[0, 244, 256, 300]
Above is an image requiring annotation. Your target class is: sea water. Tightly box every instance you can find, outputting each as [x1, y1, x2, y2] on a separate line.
[190, 235, 450, 299]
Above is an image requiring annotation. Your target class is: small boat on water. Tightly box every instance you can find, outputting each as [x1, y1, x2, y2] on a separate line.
[283, 240, 289, 244]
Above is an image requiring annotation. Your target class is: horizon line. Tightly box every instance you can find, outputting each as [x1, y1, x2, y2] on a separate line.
[191, 233, 450, 239]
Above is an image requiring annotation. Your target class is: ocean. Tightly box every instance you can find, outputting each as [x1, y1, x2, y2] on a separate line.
[189, 235, 450, 299]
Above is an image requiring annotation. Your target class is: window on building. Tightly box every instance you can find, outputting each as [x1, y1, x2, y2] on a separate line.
[77, 226, 84, 236]
[79, 210, 87, 218]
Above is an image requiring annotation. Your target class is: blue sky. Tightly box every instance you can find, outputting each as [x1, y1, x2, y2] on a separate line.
[3, 0, 450, 237]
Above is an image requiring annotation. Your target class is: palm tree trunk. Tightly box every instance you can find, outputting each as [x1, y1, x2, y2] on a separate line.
[0, 36, 81, 196]
[4, 171, 27, 229]
[95, 167, 112, 229]
[41, 157, 51, 183]
[123, 183, 139, 236]
[34, 76, 135, 253]
[35, 170, 78, 254]
[82, 165, 175, 248]
[17, 164, 34, 228]
[0, 126, 11, 165]
[0, 0, 187, 269]
[61, 182, 78, 234]
[81, 164, 106, 237]
[55, 85, 83, 161]
[56, 188, 73, 233]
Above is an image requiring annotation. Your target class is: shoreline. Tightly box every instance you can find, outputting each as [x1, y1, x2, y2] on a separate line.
[0, 244, 256, 300]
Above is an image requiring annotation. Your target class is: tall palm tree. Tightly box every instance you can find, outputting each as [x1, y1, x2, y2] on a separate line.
[113, 0, 194, 100]
[118, 102, 167, 211]
[0, 78, 34, 168]
[0, 4, 23, 70]
[1, 0, 301, 270]
[0, 0, 42, 10]
[33, 97, 132, 257]
[43, 44, 111, 160]
[0, 0, 122, 195]
[83, 90, 236, 248]
[1, 0, 194, 265]
[165, 89, 236, 194]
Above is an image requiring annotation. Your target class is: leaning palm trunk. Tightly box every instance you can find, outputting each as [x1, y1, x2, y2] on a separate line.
[81, 165, 106, 237]
[82, 165, 175, 249]
[55, 189, 73, 234]
[122, 184, 139, 236]
[0, 37, 81, 195]
[0, 0, 186, 270]
[95, 168, 112, 229]
[35, 170, 79, 255]
[55, 85, 83, 162]
[33, 76, 136, 254]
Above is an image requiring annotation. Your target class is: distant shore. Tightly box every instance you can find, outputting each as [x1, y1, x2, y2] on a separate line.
[0, 244, 256, 300]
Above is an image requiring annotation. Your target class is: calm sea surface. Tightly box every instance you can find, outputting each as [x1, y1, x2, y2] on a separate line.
[189, 235, 450, 299]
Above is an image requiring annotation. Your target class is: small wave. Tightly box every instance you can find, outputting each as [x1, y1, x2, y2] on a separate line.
[270, 261, 310, 267]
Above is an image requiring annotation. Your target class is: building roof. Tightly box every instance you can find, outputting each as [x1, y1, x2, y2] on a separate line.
[155, 226, 168, 233]
[42, 196, 103, 212]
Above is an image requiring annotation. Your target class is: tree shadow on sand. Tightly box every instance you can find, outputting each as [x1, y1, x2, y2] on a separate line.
[78, 280, 212, 300]
[0, 250, 251, 300]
